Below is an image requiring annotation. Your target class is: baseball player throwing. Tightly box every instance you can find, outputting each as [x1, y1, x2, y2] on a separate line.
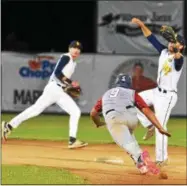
[131, 18, 185, 165]
[90, 74, 171, 174]
[2, 41, 88, 149]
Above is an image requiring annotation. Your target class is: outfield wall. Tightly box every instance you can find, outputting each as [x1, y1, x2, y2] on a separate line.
[1, 52, 186, 116]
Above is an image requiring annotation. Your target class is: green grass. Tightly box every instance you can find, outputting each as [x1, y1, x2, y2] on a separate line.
[1, 114, 186, 147]
[2, 165, 88, 184]
[1, 114, 186, 184]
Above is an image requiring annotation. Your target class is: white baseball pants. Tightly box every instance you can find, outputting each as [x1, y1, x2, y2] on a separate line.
[104, 110, 142, 163]
[137, 88, 177, 161]
[9, 81, 81, 138]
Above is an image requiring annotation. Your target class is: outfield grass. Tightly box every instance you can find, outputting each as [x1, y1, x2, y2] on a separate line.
[1, 114, 186, 147]
[2, 165, 88, 184]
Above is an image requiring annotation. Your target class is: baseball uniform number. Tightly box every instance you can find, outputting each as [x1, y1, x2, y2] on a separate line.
[109, 88, 120, 98]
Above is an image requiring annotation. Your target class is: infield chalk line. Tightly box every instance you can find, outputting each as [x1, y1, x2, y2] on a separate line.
[94, 157, 124, 165]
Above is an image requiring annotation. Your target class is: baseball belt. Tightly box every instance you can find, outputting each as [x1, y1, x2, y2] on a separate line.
[105, 105, 135, 116]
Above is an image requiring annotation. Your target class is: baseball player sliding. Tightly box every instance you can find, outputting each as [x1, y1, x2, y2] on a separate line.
[2, 41, 88, 149]
[131, 18, 185, 165]
[90, 74, 171, 174]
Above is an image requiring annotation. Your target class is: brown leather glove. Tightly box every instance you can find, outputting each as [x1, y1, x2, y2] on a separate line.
[64, 85, 82, 98]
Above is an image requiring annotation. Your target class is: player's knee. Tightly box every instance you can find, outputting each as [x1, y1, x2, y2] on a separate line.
[31, 103, 45, 116]
[75, 107, 81, 118]
[70, 107, 81, 118]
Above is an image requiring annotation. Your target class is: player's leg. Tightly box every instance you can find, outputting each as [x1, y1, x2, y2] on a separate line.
[154, 92, 177, 164]
[56, 92, 87, 149]
[2, 82, 59, 140]
[136, 89, 155, 140]
[105, 112, 149, 174]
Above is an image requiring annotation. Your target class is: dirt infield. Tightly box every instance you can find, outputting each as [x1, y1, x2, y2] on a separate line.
[2, 139, 187, 184]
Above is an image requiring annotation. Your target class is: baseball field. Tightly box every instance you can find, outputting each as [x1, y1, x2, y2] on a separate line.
[1, 113, 187, 184]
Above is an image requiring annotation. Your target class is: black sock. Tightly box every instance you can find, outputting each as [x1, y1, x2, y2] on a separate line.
[7, 124, 13, 130]
[69, 136, 76, 144]
[137, 155, 143, 163]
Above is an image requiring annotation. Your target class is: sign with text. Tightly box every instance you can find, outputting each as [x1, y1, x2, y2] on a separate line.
[2, 52, 186, 116]
[97, 1, 184, 54]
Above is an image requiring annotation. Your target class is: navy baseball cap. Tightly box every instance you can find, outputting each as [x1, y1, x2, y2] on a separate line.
[115, 74, 132, 89]
[69, 41, 83, 50]
[176, 35, 186, 47]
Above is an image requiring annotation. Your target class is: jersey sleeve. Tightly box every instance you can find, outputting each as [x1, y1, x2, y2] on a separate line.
[54, 55, 70, 78]
[54, 55, 72, 84]
[134, 92, 149, 110]
[147, 34, 166, 53]
[93, 98, 102, 113]
[174, 57, 184, 71]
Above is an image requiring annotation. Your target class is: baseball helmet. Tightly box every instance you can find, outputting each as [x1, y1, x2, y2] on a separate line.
[115, 74, 132, 89]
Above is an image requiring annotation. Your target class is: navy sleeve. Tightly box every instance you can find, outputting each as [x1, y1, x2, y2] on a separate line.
[147, 34, 166, 53]
[174, 57, 184, 71]
[54, 55, 70, 79]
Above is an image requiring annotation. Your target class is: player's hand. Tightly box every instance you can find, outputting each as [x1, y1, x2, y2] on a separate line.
[96, 121, 106, 128]
[173, 52, 183, 59]
[72, 81, 80, 87]
[172, 43, 183, 58]
[131, 18, 145, 27]
[158, 128, 171, 137]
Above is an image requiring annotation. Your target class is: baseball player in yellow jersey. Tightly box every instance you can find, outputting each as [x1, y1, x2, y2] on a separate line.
[131, 18, 185, 166]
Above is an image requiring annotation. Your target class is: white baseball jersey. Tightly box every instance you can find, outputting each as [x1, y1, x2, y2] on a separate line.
[157, 49, 183, 92]
[147, 34, 184, 92]
[9, 51, 81, 139]
[138, 34, 184, 162]
[49, 53, 76, 87]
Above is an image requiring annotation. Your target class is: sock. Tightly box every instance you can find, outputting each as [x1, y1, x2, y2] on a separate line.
[7, 124, 13, 130]
[69, 136, 76, 144]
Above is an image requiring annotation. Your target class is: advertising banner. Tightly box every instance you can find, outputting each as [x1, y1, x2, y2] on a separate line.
[97, 1, 184, 54]
[1, 52, 186, 116]
[1, 52, 94, 113]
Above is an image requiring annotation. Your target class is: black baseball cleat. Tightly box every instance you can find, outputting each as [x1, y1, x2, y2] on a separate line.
[2, 121, 12, 141]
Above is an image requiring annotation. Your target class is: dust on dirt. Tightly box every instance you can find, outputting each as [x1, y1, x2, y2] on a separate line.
[2, 139, 186, 184]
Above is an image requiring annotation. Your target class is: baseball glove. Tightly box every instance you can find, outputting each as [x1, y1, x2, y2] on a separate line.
[160, 25, 180, 53]
[160, 25, 177, 43]
[64, 85, 82, 98]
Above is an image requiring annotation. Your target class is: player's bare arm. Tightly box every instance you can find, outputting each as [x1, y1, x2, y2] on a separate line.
[90, 98, 105, 128]
[131, 18, 152, 37]
[135, 93, 171, 137]
[141, 108, 171, 137]
[131, 18, 185, 72]
[90, 108, 105, 128]
[131, 17, 166, 53]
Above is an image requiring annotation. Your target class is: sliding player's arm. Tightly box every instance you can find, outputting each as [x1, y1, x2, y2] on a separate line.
[135, 93, 171, 137]
[90, 98, 105, 128]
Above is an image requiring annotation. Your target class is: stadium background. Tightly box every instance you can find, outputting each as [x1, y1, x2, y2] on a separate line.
[2, 0, 187, 116]
[1, 1, 187, 185]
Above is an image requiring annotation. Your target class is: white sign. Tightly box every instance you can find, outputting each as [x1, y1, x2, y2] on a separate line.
[97, 1, 184, 54]
[1, 52, 186, 116]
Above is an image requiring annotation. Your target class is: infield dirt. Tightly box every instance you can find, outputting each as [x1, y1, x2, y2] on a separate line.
[2, 139, 186, 184]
